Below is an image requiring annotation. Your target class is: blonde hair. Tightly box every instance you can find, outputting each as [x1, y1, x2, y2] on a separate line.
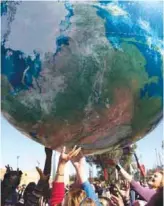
[151, 170, 164, 188]
[159, 170, 164, 187]
[81, 198, 96, 206]
[67, 188, 86, 206]
[99, 197, 110, 206]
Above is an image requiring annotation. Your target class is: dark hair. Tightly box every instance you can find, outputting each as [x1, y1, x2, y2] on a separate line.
[3, 170, 22, 188]
[23, 182, 36, 203]
[1, 169, 22, 205]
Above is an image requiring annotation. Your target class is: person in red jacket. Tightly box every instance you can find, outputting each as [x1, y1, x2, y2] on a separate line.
[50, 146, 81, 206]
[50, 146, 101, 206]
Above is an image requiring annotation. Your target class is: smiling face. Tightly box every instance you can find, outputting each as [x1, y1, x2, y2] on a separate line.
[148, 172, 163, 189]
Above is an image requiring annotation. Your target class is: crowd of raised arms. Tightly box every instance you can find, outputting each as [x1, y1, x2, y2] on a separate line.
[1, 146, 163, 206]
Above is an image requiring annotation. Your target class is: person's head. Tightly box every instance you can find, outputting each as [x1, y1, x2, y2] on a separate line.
[1, 167, 23, 205]
[23, 182, 36, 203]
[62, 188, 86, 206]
[80, 198, 96, 206]
[148, 171, 164, 189]
[99, 197, 110, 206]
[2, 168, 22, 189]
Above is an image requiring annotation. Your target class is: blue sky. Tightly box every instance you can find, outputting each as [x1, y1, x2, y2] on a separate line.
[1, 117, 163, 175]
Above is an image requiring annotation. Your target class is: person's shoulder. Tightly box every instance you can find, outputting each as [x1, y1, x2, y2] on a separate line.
[82, 181, 90, 186]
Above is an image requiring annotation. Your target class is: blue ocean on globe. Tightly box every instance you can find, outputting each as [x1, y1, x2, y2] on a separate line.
[1, 1, 163, 153]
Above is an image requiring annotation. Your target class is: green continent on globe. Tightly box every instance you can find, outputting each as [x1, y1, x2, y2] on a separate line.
[1, 1, 163, 153]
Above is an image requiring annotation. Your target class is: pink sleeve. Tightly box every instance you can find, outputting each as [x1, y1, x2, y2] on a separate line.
[131, 180, 156, 202]
[50, 182, 65, 206]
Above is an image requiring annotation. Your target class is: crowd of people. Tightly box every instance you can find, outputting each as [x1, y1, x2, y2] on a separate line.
[1, 146, 163, 206]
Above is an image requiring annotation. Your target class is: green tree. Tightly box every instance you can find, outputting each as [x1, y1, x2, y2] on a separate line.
[86, 144, 137, 183]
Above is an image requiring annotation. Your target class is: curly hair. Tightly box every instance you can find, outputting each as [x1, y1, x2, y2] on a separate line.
[80, 197, 96, 206]
[67, 188, 86, 206]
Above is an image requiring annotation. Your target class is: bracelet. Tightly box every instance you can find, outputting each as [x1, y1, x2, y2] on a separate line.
[56, 173, 64, 176]
[116, 164, 122, 171]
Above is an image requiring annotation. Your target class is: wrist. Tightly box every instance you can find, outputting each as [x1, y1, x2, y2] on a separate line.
[59, 160, 66, 166]
[56, 172, 64, 176]
[116, 163, 122, 171]
[57, 162, 66, 172]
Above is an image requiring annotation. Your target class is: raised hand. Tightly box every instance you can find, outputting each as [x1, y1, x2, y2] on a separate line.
[36, 167, 49, 181]
[71, 151, 88, 184]
[110, 195, 124, 206]
[5, 164, 12, 172]
[71, 151, 85, 170]
[115, 180, 130, 204]
[55, 146, 81, 182]
[121, 180, 130, 196]
[59, 145, 81, 165]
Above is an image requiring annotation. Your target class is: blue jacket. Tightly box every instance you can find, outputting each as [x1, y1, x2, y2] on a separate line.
[82, 181, 101, 206]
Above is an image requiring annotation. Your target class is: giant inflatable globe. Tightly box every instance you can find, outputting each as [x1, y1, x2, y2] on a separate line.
[1, 1, 163, 154]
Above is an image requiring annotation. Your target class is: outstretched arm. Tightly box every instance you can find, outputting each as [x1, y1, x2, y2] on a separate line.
[118, 165, 133, 183]
[109, 160, 133, 183]
[25, 148, 53, 206]
[50, 146, 81, 206]
[49, 160, 65, 206]
[72, 153, 101, 206]
[43, 147, 53, 177]
[115, 164, 155, 202]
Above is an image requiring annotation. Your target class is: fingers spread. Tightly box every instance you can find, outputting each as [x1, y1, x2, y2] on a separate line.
[69, 145, 77, 156]
[73, 147, 81, 156]
[69, 147, 81, 158]
[69, 148, 81, 159]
